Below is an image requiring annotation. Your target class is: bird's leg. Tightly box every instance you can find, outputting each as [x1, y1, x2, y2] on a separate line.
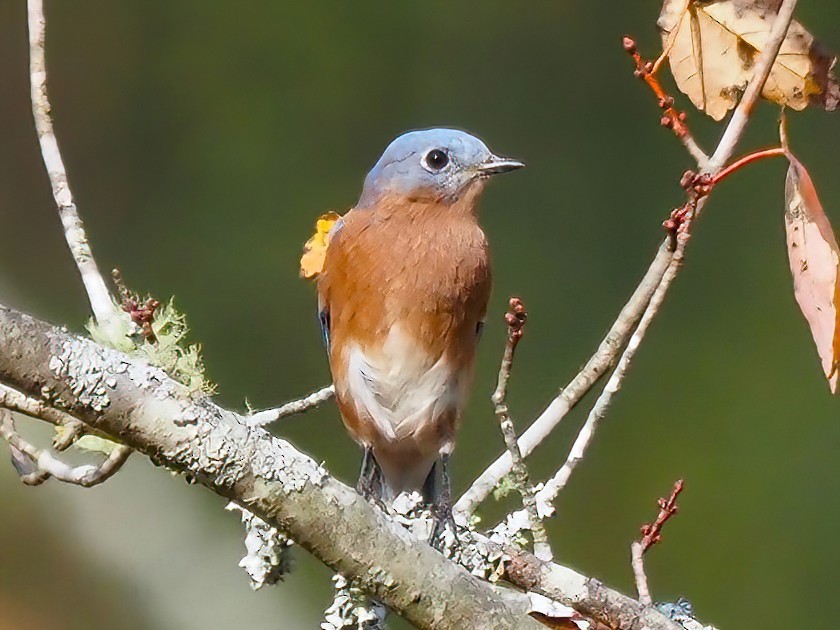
[356, 446, 383, 503]
[426, 454, 458, 550]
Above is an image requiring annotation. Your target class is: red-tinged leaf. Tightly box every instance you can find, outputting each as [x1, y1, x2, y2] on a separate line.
[784, 154, 840, 393]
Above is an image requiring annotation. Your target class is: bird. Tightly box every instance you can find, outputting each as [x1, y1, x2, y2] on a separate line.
[316, 128, 523, 540]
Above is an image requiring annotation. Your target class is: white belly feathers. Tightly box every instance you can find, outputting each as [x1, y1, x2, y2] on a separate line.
[345, 325, 462, 444]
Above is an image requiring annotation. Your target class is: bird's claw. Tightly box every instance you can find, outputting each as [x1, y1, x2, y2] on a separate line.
[429, 501, 459, 552]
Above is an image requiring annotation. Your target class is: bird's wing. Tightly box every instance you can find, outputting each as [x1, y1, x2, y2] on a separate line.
[315, 217, 347, 352]
[317, 298, 330, 351]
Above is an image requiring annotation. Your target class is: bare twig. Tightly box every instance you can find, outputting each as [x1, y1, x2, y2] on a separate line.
[247, 384, 335, 426]
[455, 240, 672, 516]
[491, 298, 551, 562]
[711, 147, 787, 186]
[27, 0, 116, 325]
[707, 0, 799, 172]
[0, 383, 77, 428]
[536, 234, 689, 508]
[631, 480, 684, 605]
[52, 419, 85, 451]
[0, 411, 131, 487]
[630, 542, 653, 607]
[459, 0, 801, 519]
[639, 479, 684, 552]
[622, 35, 709, 167]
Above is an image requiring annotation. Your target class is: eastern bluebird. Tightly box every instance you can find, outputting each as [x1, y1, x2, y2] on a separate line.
[317, 129, 522, 538]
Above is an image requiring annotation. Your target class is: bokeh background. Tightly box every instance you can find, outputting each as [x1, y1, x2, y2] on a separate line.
[1, 2, 839, 628]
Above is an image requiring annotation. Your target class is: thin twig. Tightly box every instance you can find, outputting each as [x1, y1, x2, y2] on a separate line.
[711, 147, 787, 186]
[460, 0, 801, 519]
[631, 542, 652, 606]
[52, 419, 85, 451]
[0, 412, 131, 487]
[247, 385, 335, 426]
[491, 298, 552, 561]
[623, 35, 709, 167]
[28, 0, 116, 325]
[0, 384, 122, 453]
[707, 0, 799, 172]
[632, 480, 684, 606]
[0, 383, 78, 428]
[454, 240, 672, 516]
[536, 232, 690, 508]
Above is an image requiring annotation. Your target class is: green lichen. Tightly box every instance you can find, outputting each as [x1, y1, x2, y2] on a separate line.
[55, 425, 122, 455]
[87, 298, 215, 396]
[492, 473, 517, 501]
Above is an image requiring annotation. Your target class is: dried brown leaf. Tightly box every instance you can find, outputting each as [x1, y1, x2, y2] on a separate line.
[784, 153, 840, 393]
[658, 0, 839, 120]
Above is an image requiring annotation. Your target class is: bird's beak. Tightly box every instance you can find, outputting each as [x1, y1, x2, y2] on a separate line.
[475, 155, 525, 176]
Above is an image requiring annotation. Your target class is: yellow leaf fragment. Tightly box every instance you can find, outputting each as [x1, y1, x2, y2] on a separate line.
[300, 211, 342, 279]
[658, 0, 839, 121]
[784, 153, 840, 393]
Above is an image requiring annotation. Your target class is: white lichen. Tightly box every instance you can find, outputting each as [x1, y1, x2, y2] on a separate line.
[322, 574, 387, 630]
[49, 337, 114, 412]
[226, 502, 293, 589]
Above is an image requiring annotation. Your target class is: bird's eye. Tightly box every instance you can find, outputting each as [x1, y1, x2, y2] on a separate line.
[424, 149, 449, 171]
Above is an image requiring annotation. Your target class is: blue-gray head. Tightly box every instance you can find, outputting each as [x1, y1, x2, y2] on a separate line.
[357, 128, 523, 208]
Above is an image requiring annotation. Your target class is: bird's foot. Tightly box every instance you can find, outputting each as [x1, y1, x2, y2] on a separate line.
[356, 446, 387, 509]
[429, 500, 459, 552]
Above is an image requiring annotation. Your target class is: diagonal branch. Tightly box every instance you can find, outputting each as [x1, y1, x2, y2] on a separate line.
[27, 0, 116, 325]
[707, 0, 799, 173]
[536, 232, 689, 509]
[458, 0, 801, 519]
[0, 302, 697, 630]
[0, 303, 542, 630]
[455, 240, 673, 516]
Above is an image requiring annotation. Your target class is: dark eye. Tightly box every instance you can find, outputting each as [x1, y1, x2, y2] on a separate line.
[424, 149, 449, 171]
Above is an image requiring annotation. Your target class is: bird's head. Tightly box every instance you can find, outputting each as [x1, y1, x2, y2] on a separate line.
[357, 128, 523, 208]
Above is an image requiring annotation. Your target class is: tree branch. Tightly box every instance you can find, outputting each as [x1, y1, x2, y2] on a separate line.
[0, 411, 131, 487]
[536, 234, 689, 509]
[247, 385, 335, 427]
[0, 303, 545, 630]
[0, 302, 699, 629]
[27, 0, 116, 325]
[707, 0, 799, 172]
[458, 0, 800, 518]
[455, 240, 673, 516]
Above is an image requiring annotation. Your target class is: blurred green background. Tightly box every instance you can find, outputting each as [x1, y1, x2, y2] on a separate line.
[2, 1, 839, 628]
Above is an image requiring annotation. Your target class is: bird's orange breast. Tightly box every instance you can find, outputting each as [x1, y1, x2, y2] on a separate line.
[317, 189, 491, 492]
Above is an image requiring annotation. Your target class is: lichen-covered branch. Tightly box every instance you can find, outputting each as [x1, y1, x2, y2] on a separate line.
[458, 531, 706, 630]
[27, 0, 116, 325]
[0, 303, 542, 630]
[0, 302, 702, 629]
